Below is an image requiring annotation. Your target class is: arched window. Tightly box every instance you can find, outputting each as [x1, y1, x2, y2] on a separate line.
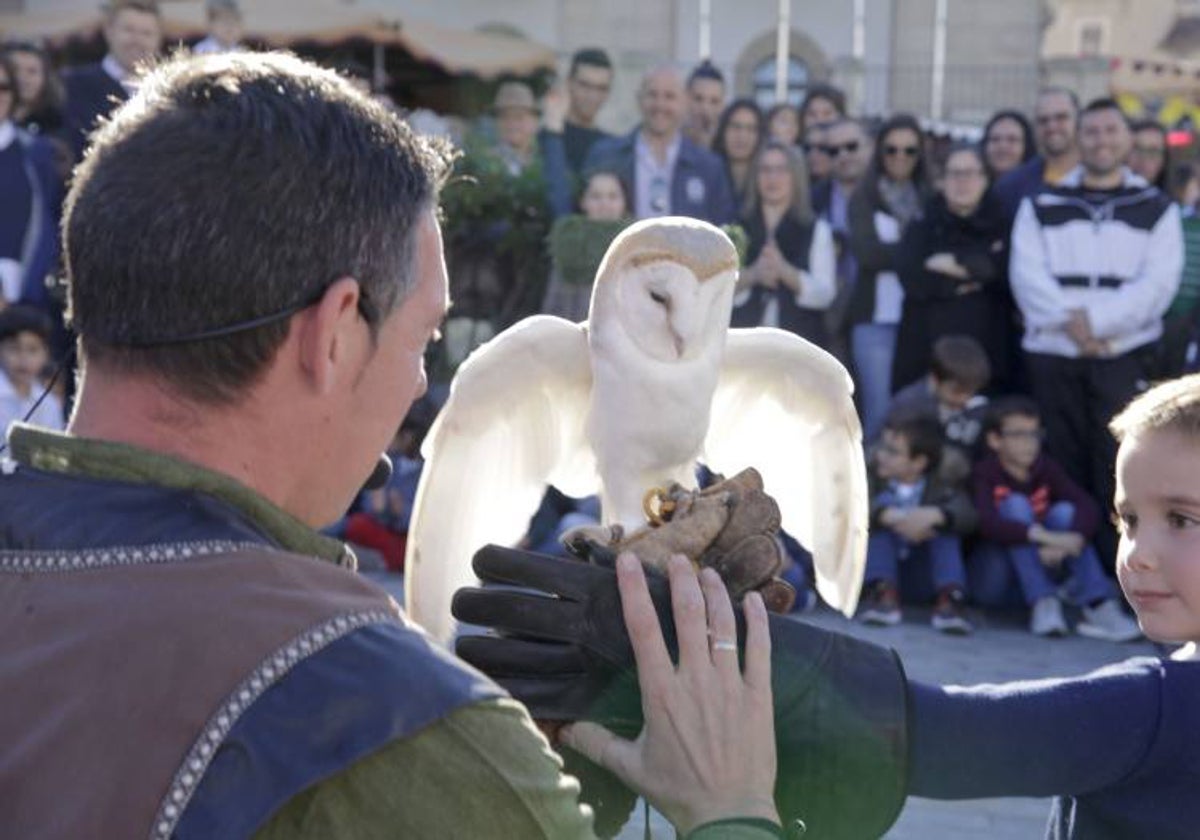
[752, 55, 808, 107]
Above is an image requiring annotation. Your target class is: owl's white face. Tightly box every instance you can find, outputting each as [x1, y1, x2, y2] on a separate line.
[613, 260, 735, 363]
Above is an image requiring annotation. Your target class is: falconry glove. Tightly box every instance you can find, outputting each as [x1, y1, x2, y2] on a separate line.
[454, 545, 909, 840]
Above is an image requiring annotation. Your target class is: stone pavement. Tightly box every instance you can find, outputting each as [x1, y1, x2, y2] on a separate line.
[364, 570, 1157, 839]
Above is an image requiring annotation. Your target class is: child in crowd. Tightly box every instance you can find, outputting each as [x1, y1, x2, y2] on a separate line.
[860, 412, 977, 634]
[541, 168, 631, 322]
[883, 334, 990, 484]
[0, 305, 63, 434]
[969, 396, 1142, 641]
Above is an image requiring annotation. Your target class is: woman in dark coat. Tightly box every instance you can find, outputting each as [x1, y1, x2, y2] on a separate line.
[846, 113, 933, 440]
[893, 143, 1010, 392]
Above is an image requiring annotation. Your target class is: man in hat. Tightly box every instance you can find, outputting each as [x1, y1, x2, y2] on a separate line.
[491, 78, 571, 215]
[63, 0, 163, 155]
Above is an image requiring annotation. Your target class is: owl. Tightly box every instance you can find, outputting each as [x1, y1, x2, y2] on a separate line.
[405, 217, 867, 643]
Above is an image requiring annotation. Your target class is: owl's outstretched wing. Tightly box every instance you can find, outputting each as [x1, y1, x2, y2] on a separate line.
[702, 328, 867, 617]
[405, 316, 597, 644]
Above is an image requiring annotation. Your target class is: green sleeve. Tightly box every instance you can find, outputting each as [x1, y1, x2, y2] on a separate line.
[253, 698, 598, 840]
[253, 697, 784, 840]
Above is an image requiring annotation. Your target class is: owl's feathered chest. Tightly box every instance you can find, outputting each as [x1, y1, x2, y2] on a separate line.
[585, 332, 721, 470]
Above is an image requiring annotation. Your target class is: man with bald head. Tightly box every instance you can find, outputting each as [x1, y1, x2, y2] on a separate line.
[585, 64, 735, 224]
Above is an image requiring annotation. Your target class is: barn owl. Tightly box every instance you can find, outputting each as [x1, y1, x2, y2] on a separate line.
[406, 217, 867, 643]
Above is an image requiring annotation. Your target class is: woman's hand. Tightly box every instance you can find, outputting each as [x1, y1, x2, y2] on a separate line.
[561, 553, 779, 835]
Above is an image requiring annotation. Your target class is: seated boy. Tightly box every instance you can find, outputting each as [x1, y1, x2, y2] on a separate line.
[0, 305, 63, 434]
[884, 334, 991, 485]
[969, 396, 1142, 641]
[860, 413, 978, 634]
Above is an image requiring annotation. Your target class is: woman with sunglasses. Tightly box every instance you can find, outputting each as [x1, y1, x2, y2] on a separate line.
[0, 52, 61, 310]
[892, 143, 1011, 394]
[846, 113, 932, 440]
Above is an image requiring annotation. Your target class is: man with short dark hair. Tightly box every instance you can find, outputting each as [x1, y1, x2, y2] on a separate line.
[562, 47, 614, 175]
[585, 64, 735, 225]
[993, 87, 1082, 220]
[1010, 96, 1182, 567]
[63, 0, 163, 155]
[684, 59, 726, 150]
[0, 51, 785, 840]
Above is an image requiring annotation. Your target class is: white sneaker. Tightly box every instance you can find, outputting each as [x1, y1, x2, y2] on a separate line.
[1030, 596, 1068, 637]
[1077, 599, 1143, 643]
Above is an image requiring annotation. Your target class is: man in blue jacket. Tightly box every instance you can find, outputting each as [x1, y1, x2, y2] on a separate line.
[993, 87, 1081, 222]
[585, 64, 735, 226]
[63, 0, 162, 156]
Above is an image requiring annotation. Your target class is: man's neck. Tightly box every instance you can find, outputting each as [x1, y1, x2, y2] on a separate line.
[639, 128, 678, 164]
[566, 111, 594, 130]
[1082, 167, 1124, 190]
[69, 370, 301, 522]
[835, 175, 859, 194]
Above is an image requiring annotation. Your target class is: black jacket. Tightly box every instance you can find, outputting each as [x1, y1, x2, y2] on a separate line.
[892, 191, 1011, 391]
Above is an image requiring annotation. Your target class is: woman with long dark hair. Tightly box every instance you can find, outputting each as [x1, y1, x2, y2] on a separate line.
[733, 139, 836, 348]
[846, 113, 932, 440]
[712, 98, 765, 207]
[980, 109, 1035, 181]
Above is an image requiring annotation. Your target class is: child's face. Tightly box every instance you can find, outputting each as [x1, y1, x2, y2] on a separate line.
[932, 377, 977, 414]
[875, 429, 926, 483]
[0, 331, 49, 393]
[580, 173, 626, 221]
[1115, 429, 1200, 644]
[987, 413, 1042, 472]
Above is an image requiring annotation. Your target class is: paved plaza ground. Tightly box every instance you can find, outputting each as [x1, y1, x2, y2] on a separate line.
[364, 570, 1158, 839]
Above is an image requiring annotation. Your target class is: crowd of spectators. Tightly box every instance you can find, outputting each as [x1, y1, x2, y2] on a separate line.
[3, 0, 1199, 646]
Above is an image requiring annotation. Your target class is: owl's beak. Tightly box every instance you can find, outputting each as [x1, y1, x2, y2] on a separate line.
[671, 329, 685, 358]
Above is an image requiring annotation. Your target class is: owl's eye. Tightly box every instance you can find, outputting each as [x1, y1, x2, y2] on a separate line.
[649, 290, 669, 306]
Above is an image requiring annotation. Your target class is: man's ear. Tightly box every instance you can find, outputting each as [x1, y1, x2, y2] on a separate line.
[298, 276, 363, 395]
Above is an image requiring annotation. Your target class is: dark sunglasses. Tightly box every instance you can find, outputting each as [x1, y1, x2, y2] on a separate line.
[884, 144, 920, 157]
[821, 140, 860, 157]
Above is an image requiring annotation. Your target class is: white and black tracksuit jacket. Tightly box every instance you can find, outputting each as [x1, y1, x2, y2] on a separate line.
[1009, 167, 1182, 358]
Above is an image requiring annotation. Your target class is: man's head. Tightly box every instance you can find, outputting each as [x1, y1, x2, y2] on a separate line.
[984, 396, 1043, 474]
[64, 52, 452, 520]
[491, 80, 540, 157]
[876, 413, 943, 483]
[1078, 98, 1132, 180]
[104, 0, 163, 75]
[823, 118, 870, 188]
[685, 60, 725, 147]
[206, 0, 244, 49]
[1033, 86, 1079, 160]
[928, 335, 990, 413]
[567, 48, 612, 126]
[638, 64, 686, 142]
[0, 305, 52, 396]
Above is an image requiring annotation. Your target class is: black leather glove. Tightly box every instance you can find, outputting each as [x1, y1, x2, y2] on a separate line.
[453, 545, 909, 840]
